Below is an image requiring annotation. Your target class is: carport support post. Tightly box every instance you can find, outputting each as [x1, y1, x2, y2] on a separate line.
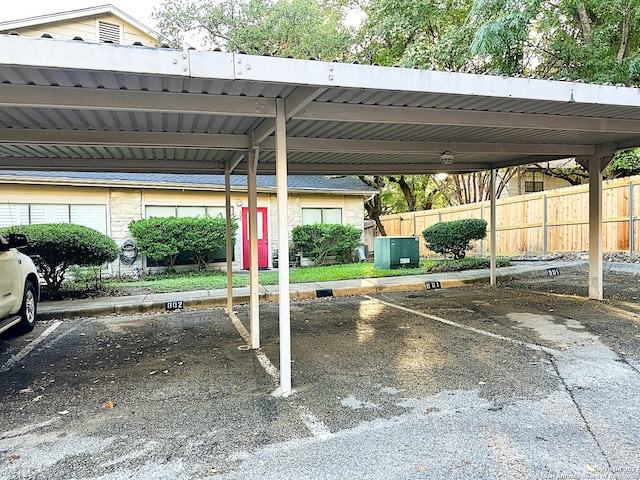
[275, 98, 292, 396]
[224, 161, 234, 313]
[588, 155, 604, 300]
[490, 169, 497, 286]
[248, 145, 260, 349]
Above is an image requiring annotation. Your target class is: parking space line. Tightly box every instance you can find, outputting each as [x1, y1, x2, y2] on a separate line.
[229, 311, 279, 381]
[297, 405, 333, 440]
[367, 295, 556, 355]
[0, 321, 62, 373]
[228, 311, 333, 439]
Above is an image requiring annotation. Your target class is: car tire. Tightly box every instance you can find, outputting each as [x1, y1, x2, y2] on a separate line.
[17, 281, 37, 334]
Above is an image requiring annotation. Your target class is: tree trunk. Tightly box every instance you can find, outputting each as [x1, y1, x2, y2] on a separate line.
[357, 175, 387, 236]
[364, 195, 387, 236]
[617, 1, 632, 61]
[576, 2, 592, 45]
[388, 175, 417, 211]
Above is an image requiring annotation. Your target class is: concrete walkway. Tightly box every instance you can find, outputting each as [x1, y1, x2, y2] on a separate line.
[38, 260, 593, 321]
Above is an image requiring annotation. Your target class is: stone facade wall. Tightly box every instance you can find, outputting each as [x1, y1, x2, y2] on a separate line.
[108, 188, 144, 276]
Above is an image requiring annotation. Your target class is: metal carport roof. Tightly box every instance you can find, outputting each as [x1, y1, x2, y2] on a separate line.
[1, 33, 637, 394]
[1, 35, 639, 176]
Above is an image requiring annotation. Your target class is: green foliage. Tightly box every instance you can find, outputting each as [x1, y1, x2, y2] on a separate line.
[104, 256, 512, 294]
[67, 265, 105, 291]
[422, 219, 488, 259]
[359, 0, 640, 85]
[604, 149, 640, 179]
[128, 215, 237, 270]
[423, 256, 510, 273]
[0, 223, 118, 296]
[154, 0, 355, 60]
[358, 0, 473, 70]
[291, 223, 362, 265]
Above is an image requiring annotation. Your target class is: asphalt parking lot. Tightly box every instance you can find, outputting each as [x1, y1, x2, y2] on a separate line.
[1, 278, 640, 479]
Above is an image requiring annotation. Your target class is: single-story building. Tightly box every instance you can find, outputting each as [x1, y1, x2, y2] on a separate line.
[0, 171, 376, 274]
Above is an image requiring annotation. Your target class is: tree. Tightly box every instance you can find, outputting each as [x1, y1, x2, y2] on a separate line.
[153, 0, 356, 60]
[357, 174, 447, 235]
[534, 162, 589, 186]
[357, 0, 475, 71]
[435, 169, 517, 206]
[358, 175, 389, 236]
[604, 149, 640, 179]
[464, 0, 640, 84]
[0, 224, 118, 297]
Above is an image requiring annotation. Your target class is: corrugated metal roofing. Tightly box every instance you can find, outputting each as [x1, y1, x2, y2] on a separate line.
[1, 34, 639, 175]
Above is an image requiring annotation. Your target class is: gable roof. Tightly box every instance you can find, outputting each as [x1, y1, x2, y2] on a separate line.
[0, 170, 376, 195]
[0, 4, 160, 41]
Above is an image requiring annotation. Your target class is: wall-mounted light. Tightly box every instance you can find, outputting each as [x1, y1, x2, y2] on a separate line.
[440, 151, 454, 165]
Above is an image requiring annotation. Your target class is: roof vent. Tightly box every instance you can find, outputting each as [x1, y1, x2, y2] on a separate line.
[98, 21, 121, 44]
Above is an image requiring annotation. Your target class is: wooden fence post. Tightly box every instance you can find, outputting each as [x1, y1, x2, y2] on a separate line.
[543, 193, 548, 256]
[630, 179, 635, 256]
[479, 204, 485, 256]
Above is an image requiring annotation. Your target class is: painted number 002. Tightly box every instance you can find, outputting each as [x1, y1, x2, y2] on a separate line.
[166, 301, 184, 310]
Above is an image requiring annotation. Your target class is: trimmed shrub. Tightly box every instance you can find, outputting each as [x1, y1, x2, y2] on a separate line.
[129, 215, 238, 270]
[292, 223, 362, 265]
[0, 223, 119, 296]
[422, 218, 487, 259]
[423, 256, 510, 273]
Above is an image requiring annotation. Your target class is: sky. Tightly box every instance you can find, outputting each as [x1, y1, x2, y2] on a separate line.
[2, 1, 160, 29]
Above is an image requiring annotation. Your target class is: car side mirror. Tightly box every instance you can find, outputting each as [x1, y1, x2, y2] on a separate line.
[8, 233, 29, 249]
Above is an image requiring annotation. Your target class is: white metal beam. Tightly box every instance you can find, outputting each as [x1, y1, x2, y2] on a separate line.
[0, 129, 249, 149]
[232, 52, 640, 107]
[0, 130, 594, 157]
[232, 161, 494, 175]
[247, 145, 260, 349]
[252, 87, 326, 144]
[228, 153, 245, 173]
[261, 137, 595, 156]
[588, 156, 604, 300]
[275, 98, 292, 396]
[225, 161, 234, 314]
[490, 169, 497, 287]
[296, 103, 640, 134]
[0, 84, 276, 117]
[0, 157, 227, 173]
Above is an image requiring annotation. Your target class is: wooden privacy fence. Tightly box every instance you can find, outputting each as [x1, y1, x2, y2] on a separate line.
[379, 175, 640, 257]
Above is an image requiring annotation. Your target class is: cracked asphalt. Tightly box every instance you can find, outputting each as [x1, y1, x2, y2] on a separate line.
[1, 269, 640, 479]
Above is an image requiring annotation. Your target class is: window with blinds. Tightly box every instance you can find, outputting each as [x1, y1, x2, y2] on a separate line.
[145, 206, 229, 218]
[0, 204, 107, 234]
[98, 21, 121, 44]
[301, 207, 342, 225]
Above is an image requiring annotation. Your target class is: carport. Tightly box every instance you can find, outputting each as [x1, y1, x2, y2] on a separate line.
[1, 34, 639, 395]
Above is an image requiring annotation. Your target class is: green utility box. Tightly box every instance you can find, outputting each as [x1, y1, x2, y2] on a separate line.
[374, 236, 420, 269]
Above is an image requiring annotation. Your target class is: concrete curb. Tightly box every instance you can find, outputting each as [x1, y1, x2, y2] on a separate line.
[37, 260, 590, 321]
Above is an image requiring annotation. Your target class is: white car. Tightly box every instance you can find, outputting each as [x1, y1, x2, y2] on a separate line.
[0, 233, 40, 335]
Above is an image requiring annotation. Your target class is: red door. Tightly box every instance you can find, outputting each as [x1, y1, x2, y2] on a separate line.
[242, 207, 269, 269]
